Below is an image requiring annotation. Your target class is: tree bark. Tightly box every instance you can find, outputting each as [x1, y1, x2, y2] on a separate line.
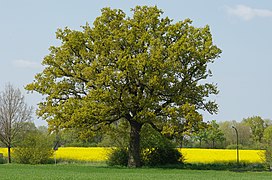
[8, 146, 11, 163]
[128, 121, 142, 167]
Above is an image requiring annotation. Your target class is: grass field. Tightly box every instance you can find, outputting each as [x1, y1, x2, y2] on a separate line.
[0, 164, 271, 180]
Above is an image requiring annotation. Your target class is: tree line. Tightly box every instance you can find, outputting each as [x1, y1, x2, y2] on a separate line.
[183, 117, 272, 149]
[43, 116, 272, 151]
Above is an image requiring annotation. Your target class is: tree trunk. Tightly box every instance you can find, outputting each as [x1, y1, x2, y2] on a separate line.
[179, 136, 184, 148]
[128, 121, 142, 167]
[8, 146, 11, 163]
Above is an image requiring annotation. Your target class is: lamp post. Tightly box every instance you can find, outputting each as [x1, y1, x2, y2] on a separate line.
[232, 126, 239, 165]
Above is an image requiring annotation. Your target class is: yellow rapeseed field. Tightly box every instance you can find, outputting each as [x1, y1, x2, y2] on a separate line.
[54, 147, 112, 162]
[179, 148, 265, 163]
[0, 147, 265, 163]
[53, 147, 264, 163]
[0, 148, 8, 157]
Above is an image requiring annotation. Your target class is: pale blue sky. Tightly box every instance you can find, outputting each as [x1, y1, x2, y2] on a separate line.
[1, 0, 272, 126]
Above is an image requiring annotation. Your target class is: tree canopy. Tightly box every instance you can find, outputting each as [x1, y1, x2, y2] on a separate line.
[26, 6, 221, 167]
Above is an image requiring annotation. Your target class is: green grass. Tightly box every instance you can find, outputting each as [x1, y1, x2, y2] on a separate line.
[0, 164, 272, 180]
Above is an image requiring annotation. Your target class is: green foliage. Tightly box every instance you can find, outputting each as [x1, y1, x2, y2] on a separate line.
[142, 147, 183, 166]
[107, 148, 128, 166]
[13, 131, 54, 164]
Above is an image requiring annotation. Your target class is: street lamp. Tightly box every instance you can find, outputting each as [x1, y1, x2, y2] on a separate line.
[232, 126, 239, 165]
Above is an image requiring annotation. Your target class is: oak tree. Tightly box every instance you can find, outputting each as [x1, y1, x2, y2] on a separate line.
[26, 6, 221, 167]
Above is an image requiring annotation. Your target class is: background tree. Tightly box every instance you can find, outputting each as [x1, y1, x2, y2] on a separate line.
[191, 128, 208, 148]
[206, 120, 225, 148]
[243, 116, 267, 147]
[98, 120, 130, 148]
[0, 83, 33, 163]
[59, 127, 102, 147]
[190, 120, 224, 148]
[26, 6, 221, 167]
[219, 120, 251, 149]
[217, 121, 232, 147]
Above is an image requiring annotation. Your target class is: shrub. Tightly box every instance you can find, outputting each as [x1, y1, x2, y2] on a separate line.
[0, 153, 7, 164]
[140, 124, 184, 166]
[107, 148, 128, 166]
[13, 132, 54, 164]
[264, 145, 272, 169]
[142, 147, 183, 166]
[226, 144, 244, 149]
